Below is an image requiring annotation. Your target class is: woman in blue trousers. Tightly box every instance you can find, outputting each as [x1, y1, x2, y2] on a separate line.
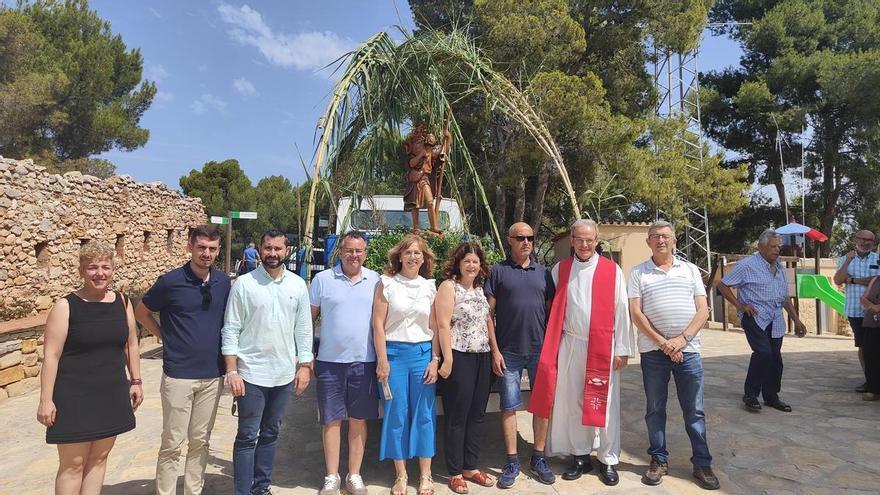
[373, 234, 439, 495]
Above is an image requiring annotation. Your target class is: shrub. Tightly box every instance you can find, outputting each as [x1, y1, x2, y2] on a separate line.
[364, 230, 504, 281]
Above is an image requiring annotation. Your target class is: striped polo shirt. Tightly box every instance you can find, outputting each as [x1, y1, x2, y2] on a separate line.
[628, 257, 707, 353]
[837, 252, 880, 318]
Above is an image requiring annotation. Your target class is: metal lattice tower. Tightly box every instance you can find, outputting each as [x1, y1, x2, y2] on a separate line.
[653, 48, 714, 314]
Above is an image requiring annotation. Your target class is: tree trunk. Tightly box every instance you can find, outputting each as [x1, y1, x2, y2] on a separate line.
[819, 153, 841, 258]
[529, 159, 551, 230]
[513, 174, 526, 222]
[495, 184, 507, 234]
[774, 179, 790, 225]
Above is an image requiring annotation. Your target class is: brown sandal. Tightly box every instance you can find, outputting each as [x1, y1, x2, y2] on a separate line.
[391, 475, 407, 495]
[418, 474, 435, 495]
[463, 470, 495, 487]
[448, 476, 468, 494]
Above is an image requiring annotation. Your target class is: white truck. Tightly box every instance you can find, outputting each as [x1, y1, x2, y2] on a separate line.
[334, 195, 464, 235]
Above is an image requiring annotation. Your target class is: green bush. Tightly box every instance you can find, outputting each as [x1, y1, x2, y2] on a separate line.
[364, 230, 504, 281]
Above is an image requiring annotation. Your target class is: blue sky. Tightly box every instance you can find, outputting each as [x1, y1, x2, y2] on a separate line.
[15, 1, 746, 191]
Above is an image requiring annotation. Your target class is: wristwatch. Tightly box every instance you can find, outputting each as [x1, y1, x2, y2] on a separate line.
[431, 355, 441, 363]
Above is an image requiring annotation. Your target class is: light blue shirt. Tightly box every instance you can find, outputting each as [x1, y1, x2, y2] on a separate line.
[837, 252, 880, 317]
[222, 265, 314, 387]
[309, 265, 379, 363]
[721, 253, 789, 338]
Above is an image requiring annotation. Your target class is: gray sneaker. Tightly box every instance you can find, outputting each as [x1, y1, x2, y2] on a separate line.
[319, 474, 341, 495]
[345, 474, 369, 495]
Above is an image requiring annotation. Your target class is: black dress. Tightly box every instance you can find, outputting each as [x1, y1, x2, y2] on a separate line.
[46, 292, 136, 444]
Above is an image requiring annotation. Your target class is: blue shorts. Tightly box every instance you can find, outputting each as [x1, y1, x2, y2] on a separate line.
[498, 351, 539, 411]
[315, 360, 379, 424]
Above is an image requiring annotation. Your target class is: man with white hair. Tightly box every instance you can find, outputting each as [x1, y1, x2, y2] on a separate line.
[716, 229, 807, 413]
[529, 219, 634, 486]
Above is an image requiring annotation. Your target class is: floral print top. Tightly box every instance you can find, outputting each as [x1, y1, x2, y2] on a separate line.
[450, 282, 490, 353]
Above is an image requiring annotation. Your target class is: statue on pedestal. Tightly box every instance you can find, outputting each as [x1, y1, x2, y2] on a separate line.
[402, 120, 450, 234]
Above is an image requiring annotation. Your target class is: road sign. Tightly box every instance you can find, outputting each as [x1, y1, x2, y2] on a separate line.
[210, 216, 229, 224]
[231, 211, 258, 219]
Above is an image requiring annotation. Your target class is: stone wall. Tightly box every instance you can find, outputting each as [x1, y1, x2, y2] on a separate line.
[0, 156, 205, 399]
[0, 157, 206, 319]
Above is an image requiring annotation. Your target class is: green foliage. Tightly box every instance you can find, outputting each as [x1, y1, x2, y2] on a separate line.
[364, 230, 503, 281]
[404, 0, 744, 241]
[46, 157, 116, 178]
[475, 0, 585, 78]
[705, 0, 880, 253]
[180, 160, 311, 263]
[0, 0, 154, 163]
[179, 159, 255, 216]
[645, 0, 712, 53]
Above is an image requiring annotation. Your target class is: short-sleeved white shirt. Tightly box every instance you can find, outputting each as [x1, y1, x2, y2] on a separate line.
[628, 257, 706, 354]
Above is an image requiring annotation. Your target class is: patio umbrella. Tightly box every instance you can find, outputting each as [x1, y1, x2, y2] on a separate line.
[775, 222, 829, 244]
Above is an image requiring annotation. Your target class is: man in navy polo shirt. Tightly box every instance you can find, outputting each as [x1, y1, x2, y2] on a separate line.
[484, 222, 556, 488]
[135, 224, 231, 495]
[310, 231, 379, 495]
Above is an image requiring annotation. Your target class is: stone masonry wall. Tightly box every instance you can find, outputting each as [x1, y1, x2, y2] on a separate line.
[0, 157, 206, 399]
[0, 157, 206, 318]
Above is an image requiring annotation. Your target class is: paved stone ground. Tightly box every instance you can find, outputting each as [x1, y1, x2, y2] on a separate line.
[2, 328, 879, 495]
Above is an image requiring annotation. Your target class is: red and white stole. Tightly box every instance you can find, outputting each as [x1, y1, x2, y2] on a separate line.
[528, 255, 617, 427]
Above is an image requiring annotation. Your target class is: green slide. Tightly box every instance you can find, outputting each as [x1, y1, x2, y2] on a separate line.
[796, 274, 846, 316]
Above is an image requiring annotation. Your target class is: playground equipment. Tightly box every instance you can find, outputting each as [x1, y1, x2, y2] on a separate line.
[796, 273, 845, 316]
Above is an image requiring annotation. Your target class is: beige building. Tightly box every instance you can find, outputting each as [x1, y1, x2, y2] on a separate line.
[552, 222, 652, 279]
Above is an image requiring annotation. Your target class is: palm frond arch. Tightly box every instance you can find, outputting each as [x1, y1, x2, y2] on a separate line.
[302, 28, 580, 273]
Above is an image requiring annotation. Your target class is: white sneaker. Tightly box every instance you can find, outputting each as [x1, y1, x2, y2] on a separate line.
[345, 473, 369, 495]
[319, 474, 342, 495]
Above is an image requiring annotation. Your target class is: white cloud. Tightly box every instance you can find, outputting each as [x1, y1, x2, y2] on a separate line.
[191, 94, 227, 115]
[198, 64, 209, 72]
[148, 7, 161, 19]
[232, 77, 259, 97]
[155, 91, 174, 104]
[144, 63, 169, 83]
[217, 4, 353, 72]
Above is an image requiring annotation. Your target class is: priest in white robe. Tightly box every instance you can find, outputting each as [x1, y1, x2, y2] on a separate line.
[529, 219, 634, 486]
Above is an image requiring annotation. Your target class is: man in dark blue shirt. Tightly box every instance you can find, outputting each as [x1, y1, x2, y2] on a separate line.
[484, 222, 556, 488]
[135, 224, 231, 495]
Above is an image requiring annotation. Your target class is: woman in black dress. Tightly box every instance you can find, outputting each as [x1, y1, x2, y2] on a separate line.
[37, 242, 143, 494]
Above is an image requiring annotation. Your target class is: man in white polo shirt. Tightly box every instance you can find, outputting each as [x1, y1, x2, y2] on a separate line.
[628, 221, 719, 491]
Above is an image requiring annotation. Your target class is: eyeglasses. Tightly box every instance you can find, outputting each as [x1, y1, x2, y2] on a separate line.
[200, 281, 212, 311]
[510, 235, 535, 242]
[342, 249, 365, 256]
[648, 234, 674, 241]
[402, 251, 423, 258]
[571, 236, 598, 245]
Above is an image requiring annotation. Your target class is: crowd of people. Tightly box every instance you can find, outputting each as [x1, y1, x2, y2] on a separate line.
[36, 220, 877, 495]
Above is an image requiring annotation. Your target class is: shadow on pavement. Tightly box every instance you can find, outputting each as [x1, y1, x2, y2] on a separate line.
[105, 347, 880, 494]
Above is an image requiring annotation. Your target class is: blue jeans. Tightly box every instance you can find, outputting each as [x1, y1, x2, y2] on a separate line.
[233, 380, 293, 495]
[497, 351, 539, 411]
[641, 350, 712, 467]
